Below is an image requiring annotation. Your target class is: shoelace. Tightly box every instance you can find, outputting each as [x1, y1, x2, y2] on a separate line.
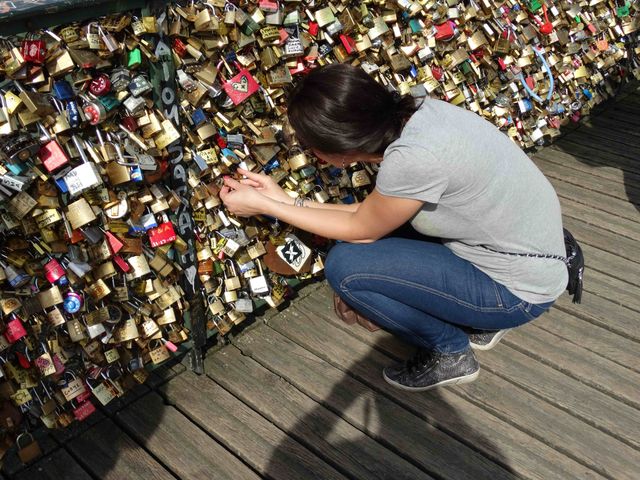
[405, 349, 437, 372]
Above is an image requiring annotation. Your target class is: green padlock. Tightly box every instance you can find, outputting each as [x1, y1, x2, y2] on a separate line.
[128, 48, 142, 69]
[409, 19, 422, 33]
[616, 3, 630, 17]
[528, 0, 542, 12]
[98, 95, 120, 112]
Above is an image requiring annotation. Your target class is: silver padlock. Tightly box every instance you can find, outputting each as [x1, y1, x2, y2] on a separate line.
[234, 292, 254, 313]
[63, 136, 103, 196]
[249, 259, 269, 295]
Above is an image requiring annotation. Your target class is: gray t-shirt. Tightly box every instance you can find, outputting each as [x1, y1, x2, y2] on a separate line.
[377, 98, 568, 304]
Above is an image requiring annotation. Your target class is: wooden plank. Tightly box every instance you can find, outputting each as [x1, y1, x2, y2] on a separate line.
[596, 109, 640, 128]
[479, 343, 640, 449]
[585, 269, 640, 312]
[553, 176, 640, 226]
[535, 308, 640, 373]
[533, 146, 640, 191]
[562, 216, 639, 263]
[117, 393, 260, 480]
[574, 123, 640, 148]
[232, 327, 526, 480]
[533, 154, 640, 206]
[580, 242, 640, 288]
[582, 116, 640, 138]
[503, 324, 640, 409]
[544, 143, 640, 180]
[14, 448, 92, 480]
[249, 308, 606, 480]
[560, 132, 640, 162]
[551, 139, 640, 175]
[555, 290, 640, 342]
[200, 348, 433, 480]
[68, 418, 175, 480]
[608, 103, 640, 116]
[160, 371, 351, 480]
[560, 196, 640, 239]
[282, 293, 636, 480]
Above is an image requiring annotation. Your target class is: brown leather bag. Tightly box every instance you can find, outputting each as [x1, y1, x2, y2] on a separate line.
[333, 293, 380, 332]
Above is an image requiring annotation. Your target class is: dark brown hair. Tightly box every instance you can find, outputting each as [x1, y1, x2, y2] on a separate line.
[287, 64, 418, 154]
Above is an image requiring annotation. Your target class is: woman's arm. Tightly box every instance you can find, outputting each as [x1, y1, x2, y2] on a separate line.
[221, 177, 423, 243]
[286, 197, 362, 213]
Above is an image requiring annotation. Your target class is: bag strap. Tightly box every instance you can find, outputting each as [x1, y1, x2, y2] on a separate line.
[481, 245, 570, 266]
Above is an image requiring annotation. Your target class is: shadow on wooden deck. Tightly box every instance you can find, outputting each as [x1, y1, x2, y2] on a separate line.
[4, 83, 640, 480]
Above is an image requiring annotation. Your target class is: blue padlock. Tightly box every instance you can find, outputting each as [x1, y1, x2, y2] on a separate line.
[53, 80, 75, 101]
[66, 101, 81, 128]
[342, 194, 355, 204]
[582, 88, 593, 100]
[130, 165, 143, 183]
[53, 167, 72, 193]
[263, 158, 280, 174]
[191, 108, 207, 126]
[127, 221, 147, 237]
[5, 163, 25, 176]
[221, 148, 239, 164]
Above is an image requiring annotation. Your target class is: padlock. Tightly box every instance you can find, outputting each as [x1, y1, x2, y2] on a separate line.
[60, 373, 87, 402]
[207, 293, 226, 316]
[16, 433, 42, 464]
[73, 399, 97, 421]
[65, 198, 97, 230]
[62, 136, 103, 196]
[66, 318, 86, 342]
[249, 259, 270, 295]
[115, 317, 140, 342]
[37, 123, 69, 173]
[148, 340, 171, 365]
[4, 315, 27, 343]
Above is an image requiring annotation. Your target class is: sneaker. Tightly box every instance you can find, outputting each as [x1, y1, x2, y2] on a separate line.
[468, 329, 508, 351]
[382, 347, 480, 392]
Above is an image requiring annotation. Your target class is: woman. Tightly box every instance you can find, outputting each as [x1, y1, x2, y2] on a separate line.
[220, 64, 568, 392]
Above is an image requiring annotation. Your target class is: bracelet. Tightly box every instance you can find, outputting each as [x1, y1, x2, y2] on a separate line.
[294, 196, 307, 208]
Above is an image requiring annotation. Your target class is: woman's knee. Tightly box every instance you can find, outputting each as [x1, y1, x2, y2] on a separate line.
[325, 242, 362, 290]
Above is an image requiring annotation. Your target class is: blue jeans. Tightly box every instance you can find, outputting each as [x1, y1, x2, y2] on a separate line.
[325, 238, 555, 353]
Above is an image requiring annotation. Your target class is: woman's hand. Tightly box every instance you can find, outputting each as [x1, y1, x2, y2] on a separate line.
[235, 168, 292, 205]
[219, 176, 273, 217]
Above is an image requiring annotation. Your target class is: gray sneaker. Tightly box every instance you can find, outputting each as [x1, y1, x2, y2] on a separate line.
[383, 347, 479, 392]
[468, 329, 508, 351]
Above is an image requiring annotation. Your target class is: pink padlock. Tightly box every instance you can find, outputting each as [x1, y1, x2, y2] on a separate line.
[4, 316, 27, 343]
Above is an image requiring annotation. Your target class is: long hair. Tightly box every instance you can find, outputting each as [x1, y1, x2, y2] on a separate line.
[287, 64, 418, 154]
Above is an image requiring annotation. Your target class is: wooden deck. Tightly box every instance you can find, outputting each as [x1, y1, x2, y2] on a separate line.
[4, 85, 640, 480]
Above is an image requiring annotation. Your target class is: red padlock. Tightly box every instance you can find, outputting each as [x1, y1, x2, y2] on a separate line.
[340, 34, 357, 55]
[44, 257, 66, 284]
[4, 316, 27, 343]
[121, 116, 138, 132]
[148, 222, 177, 248]
[16, 351, 31, 369]
[104, 231, 124, 254]
[21, 37, 47, 64]
[431, 65, 444, 81]
[112, 255, 131, 273]
[89, 74, 111, 96]
[37, 124, 69, 173]
[73, 400, 96, 421]
[83, 100, 106, 125]
[173, 38, 187, 57]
